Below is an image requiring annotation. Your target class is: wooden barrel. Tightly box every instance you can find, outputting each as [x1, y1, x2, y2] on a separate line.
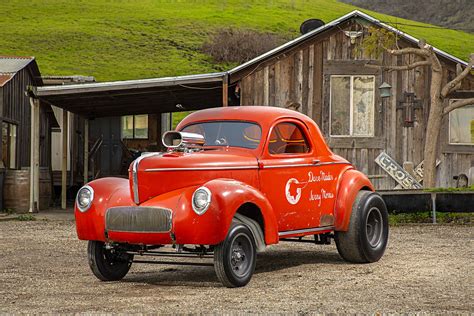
[4, 168, 52, 213]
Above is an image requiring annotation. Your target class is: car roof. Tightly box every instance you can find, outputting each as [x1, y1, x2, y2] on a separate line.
[176, 106, 314, 129]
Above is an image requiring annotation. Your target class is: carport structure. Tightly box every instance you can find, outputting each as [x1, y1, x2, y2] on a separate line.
[29, 72, 229, 212]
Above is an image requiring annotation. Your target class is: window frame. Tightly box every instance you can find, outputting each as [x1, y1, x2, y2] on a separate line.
[266, 120, 312, 157]
[329, 74, 376, 138]
[448, 100, 474, 146]
[2, 121, 18, 169]
[121, 114, 149, 140]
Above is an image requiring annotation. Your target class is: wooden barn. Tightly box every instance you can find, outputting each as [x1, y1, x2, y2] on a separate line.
[227, 10, 474, 189]
[0, 56, 58, 211]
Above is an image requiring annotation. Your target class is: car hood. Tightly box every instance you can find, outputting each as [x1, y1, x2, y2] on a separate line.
[130, 148, 259, 204]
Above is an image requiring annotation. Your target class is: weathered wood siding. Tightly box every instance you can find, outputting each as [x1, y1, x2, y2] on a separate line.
[237, 19, 474, 189]
[1, 68, 52, 169]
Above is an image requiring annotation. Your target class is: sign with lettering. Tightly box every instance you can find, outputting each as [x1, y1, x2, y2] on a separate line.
[375, 152, 422, 189]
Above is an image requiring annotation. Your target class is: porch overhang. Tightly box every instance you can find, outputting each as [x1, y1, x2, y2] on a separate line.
[31, 72, 227, 117]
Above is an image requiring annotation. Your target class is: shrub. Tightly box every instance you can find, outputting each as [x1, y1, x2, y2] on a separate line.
[202, 28, 288, 64]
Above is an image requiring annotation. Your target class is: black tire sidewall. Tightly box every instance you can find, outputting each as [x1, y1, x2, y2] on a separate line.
[221, 224, 257, 287]
[357, 193, 389, 262]
[88, 241, 132, 281]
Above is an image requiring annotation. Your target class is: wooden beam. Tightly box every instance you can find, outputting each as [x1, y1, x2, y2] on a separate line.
[29, 98, 37, 213]
[61, 109, 68, 209]
[222, 73, 229, 107]
[84, 119, 89, 184]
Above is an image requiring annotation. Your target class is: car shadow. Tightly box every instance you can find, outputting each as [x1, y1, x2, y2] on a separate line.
[122, 248, 345, 287]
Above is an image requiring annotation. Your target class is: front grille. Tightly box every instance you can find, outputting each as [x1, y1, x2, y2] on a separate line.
[105, 206, 172, 233]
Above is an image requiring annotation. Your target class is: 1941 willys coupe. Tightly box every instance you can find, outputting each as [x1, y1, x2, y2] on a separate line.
[75, 106, 388, 287]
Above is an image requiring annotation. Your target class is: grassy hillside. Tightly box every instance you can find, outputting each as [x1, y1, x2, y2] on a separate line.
[1, 0, 473, 82]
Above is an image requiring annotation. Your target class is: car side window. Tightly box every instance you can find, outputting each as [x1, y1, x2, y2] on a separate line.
[268, 122, 310, 154]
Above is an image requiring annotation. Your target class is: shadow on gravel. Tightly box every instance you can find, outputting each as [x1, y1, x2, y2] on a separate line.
[122, 249, 344, 287]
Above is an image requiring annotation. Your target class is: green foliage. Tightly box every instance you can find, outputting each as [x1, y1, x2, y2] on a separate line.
[16, 214, 36, 221]
[424, 185, 474, 192]
[1, 208, 15, 215]
[389, 212, 473, 225]
[360, 26, 396, 58]
[0, 0, 472, 82]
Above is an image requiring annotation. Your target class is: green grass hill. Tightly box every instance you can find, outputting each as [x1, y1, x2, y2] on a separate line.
[1, 0, 473, 82]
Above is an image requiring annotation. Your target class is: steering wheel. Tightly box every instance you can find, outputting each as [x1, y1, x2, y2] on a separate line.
[215, 137, 228, 146]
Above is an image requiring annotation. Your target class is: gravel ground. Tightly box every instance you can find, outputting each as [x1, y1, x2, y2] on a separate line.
[0, 219, 472, 314]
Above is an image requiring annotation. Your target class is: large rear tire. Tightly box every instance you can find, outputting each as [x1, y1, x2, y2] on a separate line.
[214, 222, 257, 288]
[88, 241, 133, 281]
[335, 191, 389, 263]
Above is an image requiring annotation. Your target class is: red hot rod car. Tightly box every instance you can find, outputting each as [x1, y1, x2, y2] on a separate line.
[75, 106, 388, 287]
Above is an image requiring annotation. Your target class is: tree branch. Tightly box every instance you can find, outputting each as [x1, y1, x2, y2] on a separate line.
[441, 54, 474, 98]
[364, 60, 431, 72]
[443, 98, 474, 115]
[387, 47, 430, 58]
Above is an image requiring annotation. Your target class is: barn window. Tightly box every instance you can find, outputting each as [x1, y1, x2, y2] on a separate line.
[121, 115, 148, 139]
[449, 102, 474, 145]
[330, 75, 375, 137]
[2, 122, 17, 169]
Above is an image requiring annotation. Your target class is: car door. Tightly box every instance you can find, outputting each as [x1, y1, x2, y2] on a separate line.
[258, 119, 321, 232]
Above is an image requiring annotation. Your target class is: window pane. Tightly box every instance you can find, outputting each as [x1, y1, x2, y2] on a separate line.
[134, 115, 148, 139]
[330, 76, 351, 136]
[121, 116, 133, 139]
[269, 122, 309, 154]
[9, 124, 16, 168]
[182, 121, 261, 149]
[449, 104, 474, 144]
[2, 122, 8, 167]
[352, 76, 374, 136]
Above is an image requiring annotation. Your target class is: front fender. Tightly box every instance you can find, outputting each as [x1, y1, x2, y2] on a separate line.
[75, 177, 134, 241]
[334, 169, 374, 231]
[203, 179, 279, 245]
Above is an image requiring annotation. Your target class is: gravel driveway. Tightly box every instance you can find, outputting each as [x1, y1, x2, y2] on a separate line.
[0, 219, 472, 314]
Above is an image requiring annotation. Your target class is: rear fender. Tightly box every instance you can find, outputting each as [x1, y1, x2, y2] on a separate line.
[334, 169, 374, 231]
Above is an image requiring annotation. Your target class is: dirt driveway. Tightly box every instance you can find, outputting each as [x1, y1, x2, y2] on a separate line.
[0, 219, 472, 314]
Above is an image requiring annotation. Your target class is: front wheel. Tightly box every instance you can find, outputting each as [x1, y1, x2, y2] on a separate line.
[335, 191, 389, 263]
[214, 222, 257, 288]
[87, 241, 133, 281]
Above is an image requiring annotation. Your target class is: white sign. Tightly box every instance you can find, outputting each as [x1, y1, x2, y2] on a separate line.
[375, 152, 422, 189]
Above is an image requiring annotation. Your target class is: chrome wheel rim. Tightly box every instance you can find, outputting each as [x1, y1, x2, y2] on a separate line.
[229, 233, 253, 278]
[366, 207, 383, 247]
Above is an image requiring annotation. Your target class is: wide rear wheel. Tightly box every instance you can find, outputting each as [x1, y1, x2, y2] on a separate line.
[335, 191, 389, 263]
[214, 223, 257, 288]
[87, 241, 133, 281]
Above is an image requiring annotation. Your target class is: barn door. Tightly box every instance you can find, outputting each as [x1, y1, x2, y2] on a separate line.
[89, 117, 122, 177]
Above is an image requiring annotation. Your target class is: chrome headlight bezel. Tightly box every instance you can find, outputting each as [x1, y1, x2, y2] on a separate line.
[192, 186, 211, 215]
[76, 185, 94, 213]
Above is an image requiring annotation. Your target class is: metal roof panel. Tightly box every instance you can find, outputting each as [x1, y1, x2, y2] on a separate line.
[0, 56, 35, 74]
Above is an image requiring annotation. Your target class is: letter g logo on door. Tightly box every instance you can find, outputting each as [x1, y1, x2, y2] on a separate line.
[285, 178, 304, 205]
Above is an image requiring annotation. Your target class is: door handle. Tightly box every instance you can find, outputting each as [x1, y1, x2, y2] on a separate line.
[312, 159, 320, 165]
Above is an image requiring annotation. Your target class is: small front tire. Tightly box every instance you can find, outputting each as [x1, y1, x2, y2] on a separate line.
[214, 222, 257, 288]
[87, 241, 133, 281]
[335, 191, 389, 263]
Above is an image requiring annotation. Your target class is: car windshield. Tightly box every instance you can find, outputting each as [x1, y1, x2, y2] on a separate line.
[181, 121, 261, 149]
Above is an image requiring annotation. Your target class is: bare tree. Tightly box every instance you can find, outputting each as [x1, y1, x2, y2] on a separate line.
[370, 40, 473, 187]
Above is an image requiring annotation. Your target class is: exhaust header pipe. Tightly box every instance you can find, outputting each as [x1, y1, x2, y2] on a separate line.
[162, 131, 205, 149]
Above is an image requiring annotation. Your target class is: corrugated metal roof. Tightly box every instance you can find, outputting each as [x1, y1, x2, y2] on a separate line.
[0, 74, 14, 87]
[0, 56, 35, 74]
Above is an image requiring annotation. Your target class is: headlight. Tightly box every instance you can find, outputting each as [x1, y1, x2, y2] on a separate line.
[192, 187, 211, 215]
[76, 185, 94, 213]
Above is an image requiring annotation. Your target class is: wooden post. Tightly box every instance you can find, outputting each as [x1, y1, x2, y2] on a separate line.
[84, 119, 89, 184]
[61, 110, 68, 209]
[222, 73, 229, 107]
[34, 99, 40, 210]
[28, 97, 36, 213]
